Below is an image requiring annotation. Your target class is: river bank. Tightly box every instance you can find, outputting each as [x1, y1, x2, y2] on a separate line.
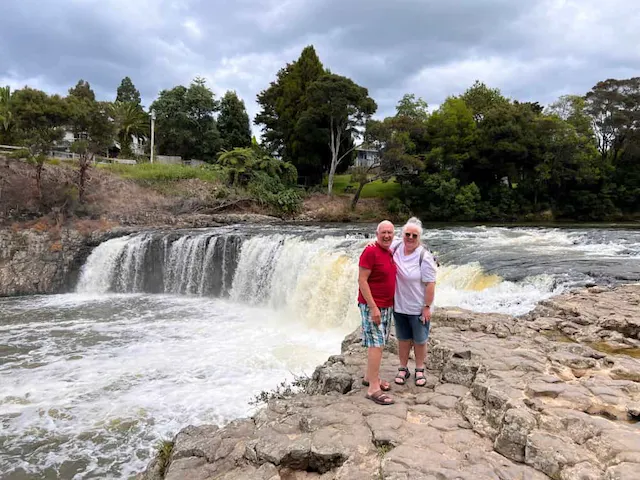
[138, 285, 640, 480]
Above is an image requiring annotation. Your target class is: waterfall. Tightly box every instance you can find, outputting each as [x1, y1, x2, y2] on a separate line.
[76, 228, 561, 319]
[76, 231, 243, 297]
[229, 235, 362, 328]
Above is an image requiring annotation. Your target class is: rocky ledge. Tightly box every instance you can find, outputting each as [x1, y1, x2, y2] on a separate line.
[139, 285, 640, 480]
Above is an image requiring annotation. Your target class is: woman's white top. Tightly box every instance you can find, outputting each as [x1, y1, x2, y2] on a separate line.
[391, 239, 438, 315]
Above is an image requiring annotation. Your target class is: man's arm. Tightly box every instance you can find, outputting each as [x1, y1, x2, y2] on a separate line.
[358, 267, 382, 325]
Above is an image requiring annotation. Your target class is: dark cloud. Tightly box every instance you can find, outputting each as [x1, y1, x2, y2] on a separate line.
[1, 0, 638, 127]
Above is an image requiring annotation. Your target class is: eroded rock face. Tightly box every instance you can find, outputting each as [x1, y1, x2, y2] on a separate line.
[138, 286, 640, 480]
[0, 227, 84, 296]
[0, 226, 130, 296]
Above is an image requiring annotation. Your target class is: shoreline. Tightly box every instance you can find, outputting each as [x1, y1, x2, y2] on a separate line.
[137, 284, 640, 480]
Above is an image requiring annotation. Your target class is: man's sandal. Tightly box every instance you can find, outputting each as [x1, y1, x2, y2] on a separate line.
[394, 367, 410, 385]
[362, 379, 391, 391]
[415, 368, 427, 387]
[365, 390, 395, 405]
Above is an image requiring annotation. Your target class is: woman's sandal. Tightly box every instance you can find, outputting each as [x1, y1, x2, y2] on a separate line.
[394, 367, 410, 385]
[365, 390, 395, 405]
[415, 368, 427, 387]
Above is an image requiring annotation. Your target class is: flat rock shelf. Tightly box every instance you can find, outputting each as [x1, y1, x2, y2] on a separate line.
[137, 285, 640, 480]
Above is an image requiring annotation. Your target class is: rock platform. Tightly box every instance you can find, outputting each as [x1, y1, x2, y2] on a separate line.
[139, 285, 640, 480]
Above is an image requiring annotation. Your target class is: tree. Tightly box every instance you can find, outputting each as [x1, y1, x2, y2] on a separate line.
[547, 94, 594, 139]
[585, 77, 640, 163]
[302, 73, 377, 195]
[460, 80, 509, 122]
[395, 93, 429, 121]
[425, 97, 476, 178]
[349, 118, 423, 210]
[150, 77, 221, 161]
[116, 76, 141, 105]
[67, 97, 115, 202]
[12, 127, 64, 202]
[255, 45, 330, 184]
[69, 79, 96, 102]
[530, 114, 601, 209]
[111, 101, 148, 157]
[6, 87, 68, 203]
[0, 86, 12, 132]
[218, 91, 251, 150]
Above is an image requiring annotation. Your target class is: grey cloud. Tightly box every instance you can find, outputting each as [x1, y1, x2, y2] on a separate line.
[1, 0, 638, 125]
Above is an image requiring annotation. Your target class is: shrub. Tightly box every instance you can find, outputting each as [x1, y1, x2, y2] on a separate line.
[386, 197, 409, 216]
[250, 375, 310, 405]
[247, 172, 302, 216]
[155, 440, 174, 476]
[217, 148, 298, 186]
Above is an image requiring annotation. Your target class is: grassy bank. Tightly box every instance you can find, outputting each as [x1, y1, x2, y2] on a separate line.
[327, 175, 401, 199]
[98, 163, 223, 183]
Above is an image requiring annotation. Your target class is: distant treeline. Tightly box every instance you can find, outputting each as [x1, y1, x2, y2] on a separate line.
[1, 45, 639, 221]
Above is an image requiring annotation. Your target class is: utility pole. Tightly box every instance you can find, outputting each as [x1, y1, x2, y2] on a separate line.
[150, 109, 156, 163]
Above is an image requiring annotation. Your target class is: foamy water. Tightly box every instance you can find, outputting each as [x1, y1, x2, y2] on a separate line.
[1, 294, 345, 478]
[2, 225, 640, 478]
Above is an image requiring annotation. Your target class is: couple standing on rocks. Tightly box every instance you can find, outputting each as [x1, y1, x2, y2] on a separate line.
[358, 217, 438, 405]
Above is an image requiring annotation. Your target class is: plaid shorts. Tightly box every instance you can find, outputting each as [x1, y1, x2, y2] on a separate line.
[359, 303, 393, 348]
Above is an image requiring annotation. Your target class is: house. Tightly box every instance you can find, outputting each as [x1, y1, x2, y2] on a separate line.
[354, 146, 380, 168]
[59, 131, 146, 158]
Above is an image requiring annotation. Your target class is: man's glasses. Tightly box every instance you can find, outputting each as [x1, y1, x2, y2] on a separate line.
[404, 232, 419, 239]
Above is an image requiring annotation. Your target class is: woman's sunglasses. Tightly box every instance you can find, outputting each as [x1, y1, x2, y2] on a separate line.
[404, 232, 419, 239]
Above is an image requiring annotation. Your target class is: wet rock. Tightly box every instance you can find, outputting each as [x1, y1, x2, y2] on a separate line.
[0, 226, 110, 296]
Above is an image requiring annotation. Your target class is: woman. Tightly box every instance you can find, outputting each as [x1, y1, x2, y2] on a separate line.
[391, 217, 437, 387]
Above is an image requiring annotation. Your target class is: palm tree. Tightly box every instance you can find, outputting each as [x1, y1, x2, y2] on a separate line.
[111, 101, 148, 158]
[0, 86, 12, 132]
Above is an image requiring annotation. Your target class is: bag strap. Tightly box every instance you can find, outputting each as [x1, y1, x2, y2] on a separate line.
[393, 242, 438, 268]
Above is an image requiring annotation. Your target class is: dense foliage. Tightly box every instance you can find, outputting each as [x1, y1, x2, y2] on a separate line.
[1, 46, 639, 221]
[217, 147, 301, 215]
[364, 80, 640, 221]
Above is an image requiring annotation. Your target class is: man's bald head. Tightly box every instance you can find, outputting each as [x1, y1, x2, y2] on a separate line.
[377, 220, 394, 234]
[376, 220, 395, 250]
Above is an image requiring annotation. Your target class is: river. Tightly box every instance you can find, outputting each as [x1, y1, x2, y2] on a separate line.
[1, 224, 640, 479]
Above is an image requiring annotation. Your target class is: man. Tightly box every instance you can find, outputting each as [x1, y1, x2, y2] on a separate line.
[358, 220, 397, 405]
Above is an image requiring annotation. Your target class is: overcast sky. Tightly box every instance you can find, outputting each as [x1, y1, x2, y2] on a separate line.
[1, 0, 639, 134]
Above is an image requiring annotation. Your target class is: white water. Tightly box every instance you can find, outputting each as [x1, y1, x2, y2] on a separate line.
[77, 231, 566, 319]
[3, 225, 640, 478]
[1, 294, 345, 478]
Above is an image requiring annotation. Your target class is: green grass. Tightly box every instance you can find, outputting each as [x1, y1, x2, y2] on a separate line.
[155, 440, 174, 476]
[329, 174, 401, 199]
[98, 163, 223, 183]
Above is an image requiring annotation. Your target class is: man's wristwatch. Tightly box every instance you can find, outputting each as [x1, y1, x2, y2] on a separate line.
[423, 304, 431, 309]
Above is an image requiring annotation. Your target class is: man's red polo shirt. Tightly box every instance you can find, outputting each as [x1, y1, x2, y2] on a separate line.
[357, 243, 396, 308]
